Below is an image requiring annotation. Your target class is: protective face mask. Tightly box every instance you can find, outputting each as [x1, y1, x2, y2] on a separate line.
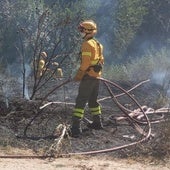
[80, 32, 86, 38]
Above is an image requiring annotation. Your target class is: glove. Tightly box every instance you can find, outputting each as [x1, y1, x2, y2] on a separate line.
[74, 69, 85, 81]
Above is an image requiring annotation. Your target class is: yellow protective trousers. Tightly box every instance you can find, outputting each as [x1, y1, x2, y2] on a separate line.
[73, 75, 101, 119]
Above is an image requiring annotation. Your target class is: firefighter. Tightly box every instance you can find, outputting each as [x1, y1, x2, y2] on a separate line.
[37, 51, 47, 78]
[37, 51, 63, 78]
[70, 20, 104, 137]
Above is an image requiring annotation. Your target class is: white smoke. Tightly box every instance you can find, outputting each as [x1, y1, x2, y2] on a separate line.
[151, 68, 170, 97]
[6, 63, 32, 100]
[151, 70, 166, 86]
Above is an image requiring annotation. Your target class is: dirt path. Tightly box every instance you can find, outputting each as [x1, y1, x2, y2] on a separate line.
[0, 156, 169, 170]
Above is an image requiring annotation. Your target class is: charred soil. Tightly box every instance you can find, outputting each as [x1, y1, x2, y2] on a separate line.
[0, 79, 170, 169]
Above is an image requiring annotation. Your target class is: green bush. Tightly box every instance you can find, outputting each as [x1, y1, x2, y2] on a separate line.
[103, 64, 129, 82]
[104, 48, 170, 83]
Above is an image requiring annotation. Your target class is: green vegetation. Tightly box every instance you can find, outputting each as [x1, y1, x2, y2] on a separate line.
[0, 0, 169, 99]
[104, 47, 170, 83]
[113, 0, 149, 59]
[0, 0, 170, 64]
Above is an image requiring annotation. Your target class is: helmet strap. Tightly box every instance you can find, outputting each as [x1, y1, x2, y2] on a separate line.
[82, 33, 87, 39]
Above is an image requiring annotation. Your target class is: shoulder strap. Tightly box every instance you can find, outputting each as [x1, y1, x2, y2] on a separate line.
[93, 38, 102, 57]
[92, 38, 102, 64]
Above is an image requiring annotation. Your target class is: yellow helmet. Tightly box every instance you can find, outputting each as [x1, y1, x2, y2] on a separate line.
[78, 20, 97, 33]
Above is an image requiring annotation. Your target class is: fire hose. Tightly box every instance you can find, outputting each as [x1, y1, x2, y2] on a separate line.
[65, 77, 151, 156]
[0, 77, 165, 158]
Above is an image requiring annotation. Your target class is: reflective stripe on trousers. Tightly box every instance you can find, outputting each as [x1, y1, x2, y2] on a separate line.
[89, 106, 101, 115]
[73, 108, 84, 118]
[73, 106, 101, 119]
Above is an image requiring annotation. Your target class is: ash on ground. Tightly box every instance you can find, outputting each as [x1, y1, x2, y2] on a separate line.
[0, 77, 170, 159]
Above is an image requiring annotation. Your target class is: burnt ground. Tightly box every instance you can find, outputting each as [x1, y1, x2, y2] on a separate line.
[0, 77, 170, 164]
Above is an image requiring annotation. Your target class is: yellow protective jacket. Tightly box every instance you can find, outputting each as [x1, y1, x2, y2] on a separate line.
[38, 59, 45, 70]
[36, 59, 46, 77]
[74, 38, 104, 81]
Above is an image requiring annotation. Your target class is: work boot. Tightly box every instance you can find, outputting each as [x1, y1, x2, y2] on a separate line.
[88, 115, 103, 130]
[69, 116, 82, 138]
